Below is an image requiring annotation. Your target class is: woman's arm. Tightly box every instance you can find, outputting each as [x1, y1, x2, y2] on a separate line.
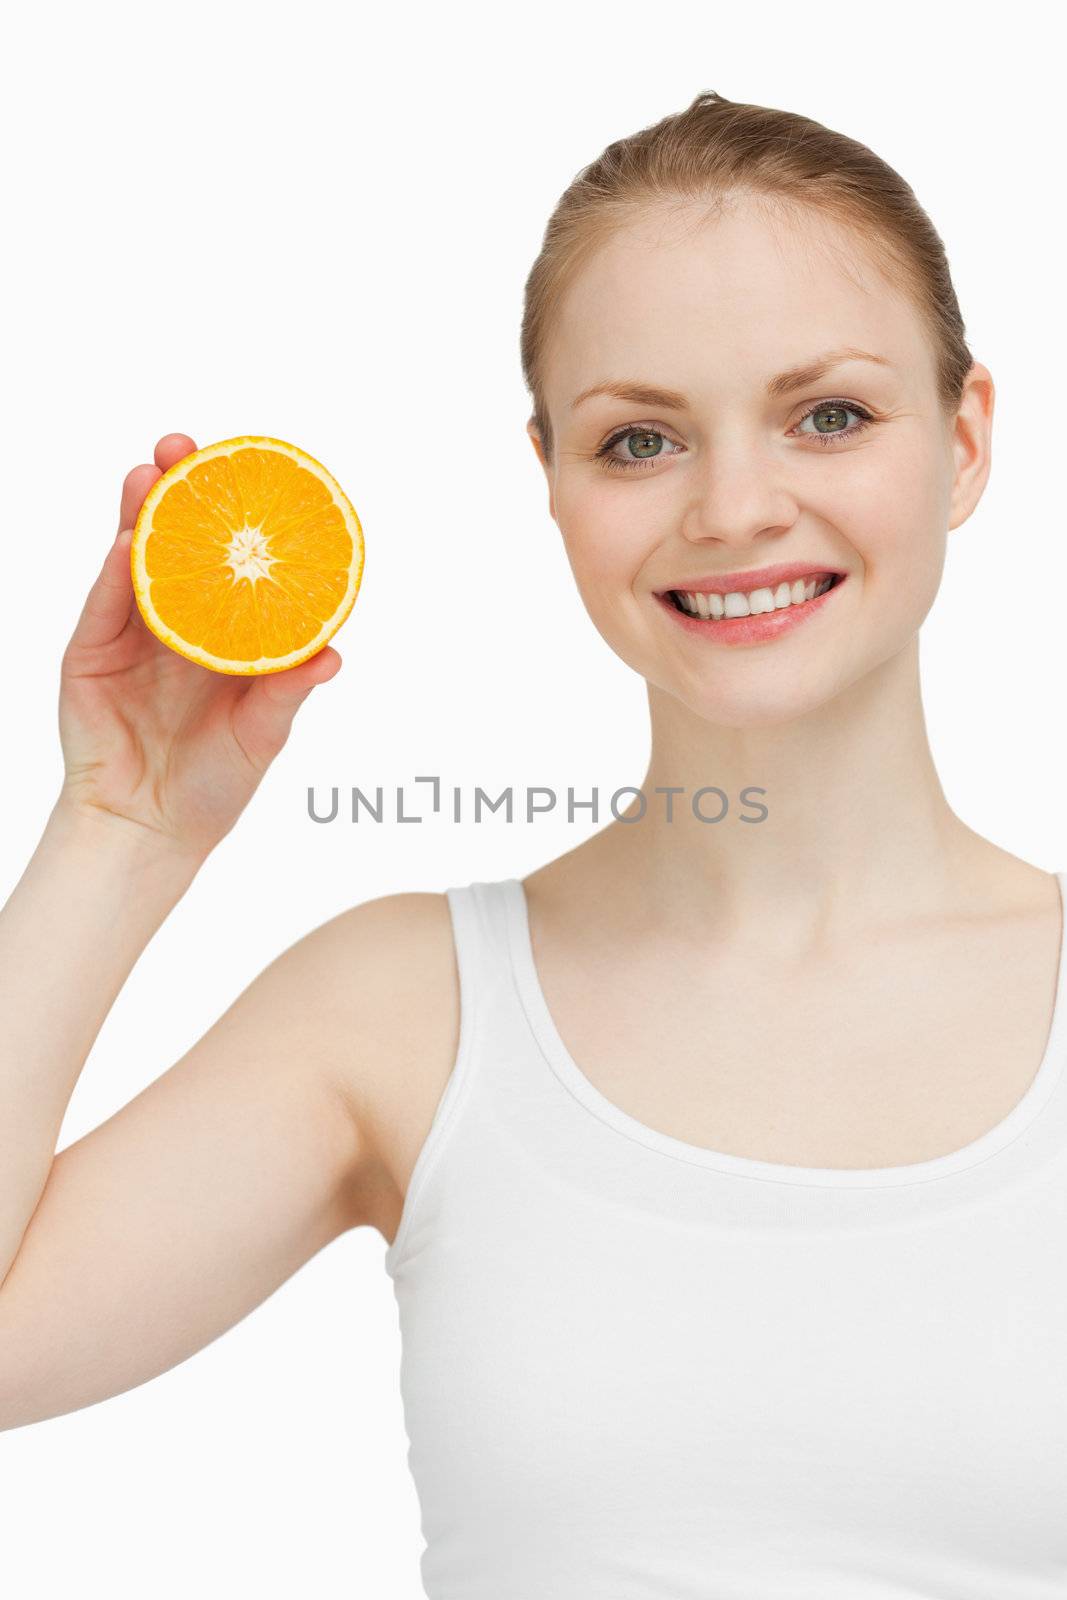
[0, 431, 339, 1274]
[0, 801, 201, 1289]
[0, 430, 362, 1428]
[0, 888, 450, 1433]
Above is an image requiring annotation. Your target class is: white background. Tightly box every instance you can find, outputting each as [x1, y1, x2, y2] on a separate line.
[1, 1, 1063, 1594]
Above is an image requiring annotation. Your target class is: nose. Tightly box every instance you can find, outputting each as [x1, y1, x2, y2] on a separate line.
[679, 430, 800, 549]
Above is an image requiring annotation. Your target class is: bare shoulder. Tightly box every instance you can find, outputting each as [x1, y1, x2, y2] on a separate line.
[313, 890, 460, 1246]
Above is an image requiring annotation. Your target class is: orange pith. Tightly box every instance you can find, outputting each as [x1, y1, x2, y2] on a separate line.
[130, 436, 365, 675]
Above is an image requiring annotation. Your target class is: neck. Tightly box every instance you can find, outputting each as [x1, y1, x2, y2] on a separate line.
[593, 637, 992, 946]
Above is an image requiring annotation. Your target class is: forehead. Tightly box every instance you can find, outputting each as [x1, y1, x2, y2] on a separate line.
[544, 195, 933, 411]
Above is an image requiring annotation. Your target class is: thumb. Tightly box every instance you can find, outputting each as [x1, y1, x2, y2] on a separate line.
[230, 647, 342, 768]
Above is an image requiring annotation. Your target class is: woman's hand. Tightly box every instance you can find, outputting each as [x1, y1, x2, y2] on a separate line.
[56, 433, 342, 863]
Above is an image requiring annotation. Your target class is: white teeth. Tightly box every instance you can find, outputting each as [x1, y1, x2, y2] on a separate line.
[673, 575, 835, 619]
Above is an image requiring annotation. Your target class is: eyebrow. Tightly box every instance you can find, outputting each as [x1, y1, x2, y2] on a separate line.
[569, 346, 894, 412]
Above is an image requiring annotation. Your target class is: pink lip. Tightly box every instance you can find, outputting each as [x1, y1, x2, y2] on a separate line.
[655, 572, 846, 647]
[658, 561, 845, 595]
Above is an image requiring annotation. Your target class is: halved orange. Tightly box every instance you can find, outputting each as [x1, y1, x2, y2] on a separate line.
[131, 436, 364, 675]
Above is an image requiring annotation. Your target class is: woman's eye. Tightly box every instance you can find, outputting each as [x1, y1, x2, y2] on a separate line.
[593, 427, 684, 474]
[793, 400, 874, 445]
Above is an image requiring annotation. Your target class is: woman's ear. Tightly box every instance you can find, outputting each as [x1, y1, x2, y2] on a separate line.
[526, 420, 557, 523]
[947, 362, 995, 533]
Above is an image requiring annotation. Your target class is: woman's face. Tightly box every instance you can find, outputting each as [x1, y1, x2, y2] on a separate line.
[530, 195, 992, 726]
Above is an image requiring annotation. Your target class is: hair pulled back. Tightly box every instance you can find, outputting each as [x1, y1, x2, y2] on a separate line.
[520, 91, 973, 460]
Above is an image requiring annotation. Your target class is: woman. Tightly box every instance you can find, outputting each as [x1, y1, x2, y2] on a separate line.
[2, 89, 1065, 1594]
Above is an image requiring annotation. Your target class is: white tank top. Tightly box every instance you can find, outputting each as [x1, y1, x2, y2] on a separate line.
[384, 873, 1067, 1598]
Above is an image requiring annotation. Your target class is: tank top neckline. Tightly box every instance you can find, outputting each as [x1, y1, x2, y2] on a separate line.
[501, 868, 1067, 1191]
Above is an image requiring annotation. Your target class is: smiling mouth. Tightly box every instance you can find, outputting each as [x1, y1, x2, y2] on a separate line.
[665, 572, 843, 620]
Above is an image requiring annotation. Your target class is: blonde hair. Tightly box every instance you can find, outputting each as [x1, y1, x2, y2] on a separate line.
[520, 90, 974, 461]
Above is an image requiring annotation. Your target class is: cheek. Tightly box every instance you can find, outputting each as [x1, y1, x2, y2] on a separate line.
[830, 440, 950, 615]
[556, 485, 657, 601]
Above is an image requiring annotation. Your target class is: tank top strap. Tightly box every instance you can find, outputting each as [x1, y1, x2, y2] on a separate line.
[382, 876, 526, 1278]
[446, 876, 520, 1012]
[439, 877, 528, 1072]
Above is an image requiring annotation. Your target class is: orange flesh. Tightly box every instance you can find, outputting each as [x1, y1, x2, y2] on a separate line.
[142, 446, 356, 664]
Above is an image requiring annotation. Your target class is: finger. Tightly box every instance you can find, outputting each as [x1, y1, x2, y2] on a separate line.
[253, 647, 343, 709]
[68, 526, 138, 654]
[117, 464, 161, 535]
[230, 648, 343, 768]
[116, 436, 197, 535]
[279, 646, 343, 690]
[153, 433, 198, 473]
